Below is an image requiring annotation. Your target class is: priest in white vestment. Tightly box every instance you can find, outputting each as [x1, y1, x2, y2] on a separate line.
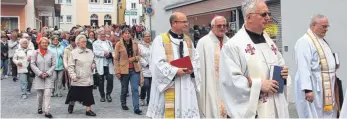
[294, 14, 340, 118]
[196, 16, 229, 118]
[219, 0, 290, 118]
[146, 12, 200, 118]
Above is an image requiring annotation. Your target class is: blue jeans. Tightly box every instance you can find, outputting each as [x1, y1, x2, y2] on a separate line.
[1, 59, 8, 76]
[19, 73, 28, 95]
[120, 69, 140, 111]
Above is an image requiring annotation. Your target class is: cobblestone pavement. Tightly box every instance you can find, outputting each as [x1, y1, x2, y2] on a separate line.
[1, 76, 298, 118]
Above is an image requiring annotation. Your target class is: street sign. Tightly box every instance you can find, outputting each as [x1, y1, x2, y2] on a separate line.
[146, 7, 154, 16]
[125, 10, 137, 16]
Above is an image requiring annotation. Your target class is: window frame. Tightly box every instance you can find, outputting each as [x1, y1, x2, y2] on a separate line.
[66, 15, 72, 23]
[103, 0, 112, 5]
[89, 0, 99, 4]
[58, 0, 63, 4]
[60, 15, 64, 23]
[65, 0, 72, 4]
[131, 3, 136, 9]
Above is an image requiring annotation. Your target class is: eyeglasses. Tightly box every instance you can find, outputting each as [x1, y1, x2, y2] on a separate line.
[316, 23, 330, 29]
[249, 12, 271, 17]
[216, 24, 227, 29]
[144, 36, 151, 37]
[174, 21, 189, 24]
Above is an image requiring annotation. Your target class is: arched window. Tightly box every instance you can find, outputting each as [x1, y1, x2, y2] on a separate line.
[104, 14, 112, 26]
[90, 14, 99, 28]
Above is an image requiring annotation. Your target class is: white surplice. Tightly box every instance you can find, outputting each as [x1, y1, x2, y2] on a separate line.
[196, 31, 229, 118]
[294, 29, 337, 118]
[219, 26, 290, 118]
[146, 34, 201, 118]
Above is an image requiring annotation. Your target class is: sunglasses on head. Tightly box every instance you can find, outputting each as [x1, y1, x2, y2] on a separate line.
[250, 12, 271, 17]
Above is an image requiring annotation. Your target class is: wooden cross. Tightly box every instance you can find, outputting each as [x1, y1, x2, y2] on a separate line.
[245, 44, 255, 55]
[271, 44, 277, 55]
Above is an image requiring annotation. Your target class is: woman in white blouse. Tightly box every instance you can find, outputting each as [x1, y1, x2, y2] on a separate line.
[12, 38, 34, 99]
[138, 31, 152, 106]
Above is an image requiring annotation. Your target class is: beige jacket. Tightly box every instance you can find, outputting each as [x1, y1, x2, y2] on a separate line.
[63, 45, 76, 69]
[12, 48, 34, 73]
[68, 48, 95, 86]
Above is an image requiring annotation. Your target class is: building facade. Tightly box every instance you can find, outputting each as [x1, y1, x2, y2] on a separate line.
[75, 0, 118, 27]
[58, 0, 76, 31]
[125, 0, 143, 26]
[1, 0, 60, 31]
[150, 0, 281, 50]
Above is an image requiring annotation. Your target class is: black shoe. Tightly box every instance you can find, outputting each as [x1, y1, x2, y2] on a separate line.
[68, 105, 74, 114]
[13, 77, 17, 82]
[134, 109, 142, 115]
[106, 95, 112, 102]
[122, 105, 129, 110]
[86, 110, 96, 116]
[38, 108, 43, 114]
[93, 85, 97, 89]
[100, 96, 105, 102]
[44, 113, 53, 118]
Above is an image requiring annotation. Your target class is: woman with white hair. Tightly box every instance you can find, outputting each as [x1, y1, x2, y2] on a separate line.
[12, 38, 34, 99]
[139, 31, 152, 106]
[21, 33, 35, 50]
[65, 35, 96, 116]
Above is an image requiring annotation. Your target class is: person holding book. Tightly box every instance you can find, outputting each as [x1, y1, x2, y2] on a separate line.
[294, 14, 341, 118]
[219, 0, 289, 118]
[114, 28, 142, 115]
[146, 12, 200, 118]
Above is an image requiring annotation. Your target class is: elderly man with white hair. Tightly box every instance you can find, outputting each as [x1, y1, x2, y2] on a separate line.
[219, 0, 290, 118]
[196, 16, 229, 118]
[13, 38, 35, 99]
[294, 14, 341, 118]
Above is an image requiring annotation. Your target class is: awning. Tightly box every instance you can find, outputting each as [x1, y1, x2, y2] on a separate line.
[1, 0, 27, 5]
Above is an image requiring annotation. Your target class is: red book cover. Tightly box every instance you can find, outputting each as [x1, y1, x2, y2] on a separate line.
[170, 56, 193, 70]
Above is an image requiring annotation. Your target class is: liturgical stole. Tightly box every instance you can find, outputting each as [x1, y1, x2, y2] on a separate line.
[307, 32, 334, 111]
[161, 33, 193, 118]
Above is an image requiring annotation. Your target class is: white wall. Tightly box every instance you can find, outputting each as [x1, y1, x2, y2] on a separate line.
[282, 0, 347, 101]
[59, 0, 76, 31]
[149, 0, 175, 37]
[125, 0, 142, 26]
[25, 0, 36, 29]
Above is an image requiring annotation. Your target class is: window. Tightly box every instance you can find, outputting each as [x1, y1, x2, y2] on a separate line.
[60, 15, 64, 23]
[104, 0, 112, 4]
[66, 0, 71, 4]
[131, 3, 136, 9]
[90, 0, 99, 3]
[66, 15, 72, 23]
[58, 0, 63, 4]
[132, 19, 137, 24]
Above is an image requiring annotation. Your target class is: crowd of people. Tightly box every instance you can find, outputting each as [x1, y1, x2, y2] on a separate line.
[1, 23, 152, 118]
[0, 0, 345, 118]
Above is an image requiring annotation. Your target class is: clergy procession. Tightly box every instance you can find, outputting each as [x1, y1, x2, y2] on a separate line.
[1, 0, 346, 118]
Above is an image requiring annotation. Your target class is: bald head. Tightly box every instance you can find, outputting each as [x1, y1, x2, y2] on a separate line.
[169, 12, 188, 34]
[170, 12, 186, 26]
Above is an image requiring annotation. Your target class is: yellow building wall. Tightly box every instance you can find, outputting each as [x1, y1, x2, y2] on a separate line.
[118, 0, 126, 24]
[76, 0, 118, 26]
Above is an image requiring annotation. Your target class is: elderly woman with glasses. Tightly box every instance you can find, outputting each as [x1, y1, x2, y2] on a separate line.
[12, 38, 35, 99]
[30, 37, 56, 118]
[65, 35, 96, 116]
[138, 31, 152, 106]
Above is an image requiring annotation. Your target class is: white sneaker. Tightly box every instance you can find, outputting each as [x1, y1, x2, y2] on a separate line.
[26, 91, 31, 95]
[140, 99, 145, 106]
[22, 94, 28, 99]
